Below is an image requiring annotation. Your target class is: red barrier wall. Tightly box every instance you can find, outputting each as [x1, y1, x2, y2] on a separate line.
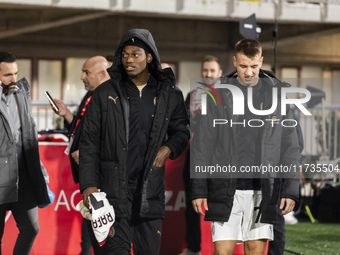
[3, 143, 84, 255]
[2, 142, 188, 255]
[2, 142, 265, 255]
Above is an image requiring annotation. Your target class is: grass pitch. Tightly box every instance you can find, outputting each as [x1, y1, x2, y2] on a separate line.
[284, 222, 340, 255]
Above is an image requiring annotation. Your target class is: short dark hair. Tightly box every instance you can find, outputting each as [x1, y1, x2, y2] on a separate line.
[0, 51, 16, 64]
[235, 39, 262, 58]
[201, 55, 221, 70]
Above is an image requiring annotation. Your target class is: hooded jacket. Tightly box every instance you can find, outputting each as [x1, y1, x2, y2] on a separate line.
[79, 29, 190, 219]
[190, 70, 300, 224]
[0, 78, 50, 205]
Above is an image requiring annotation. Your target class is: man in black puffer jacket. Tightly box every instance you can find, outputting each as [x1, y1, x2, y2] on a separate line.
[79, 28, 190, 255]
[190, 39, 301, 255]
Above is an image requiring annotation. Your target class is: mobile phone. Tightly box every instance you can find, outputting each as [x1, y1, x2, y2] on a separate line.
[44, 91, 59, 112]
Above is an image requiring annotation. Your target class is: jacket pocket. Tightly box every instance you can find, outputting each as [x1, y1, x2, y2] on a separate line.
[0, 156, 10, 186]
[145, 165, 165, 202]
[99, 161, 120, 199]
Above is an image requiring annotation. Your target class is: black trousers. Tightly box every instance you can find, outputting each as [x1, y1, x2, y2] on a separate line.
[183, 148, 201, 252]
[0, 186, 39, 255]
[89, 186, 162, 255]
[268, 207, 285, 255]
[80, 218, 92, 255]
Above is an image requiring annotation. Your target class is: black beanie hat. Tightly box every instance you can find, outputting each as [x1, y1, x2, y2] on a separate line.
[122, 37, 151, 53]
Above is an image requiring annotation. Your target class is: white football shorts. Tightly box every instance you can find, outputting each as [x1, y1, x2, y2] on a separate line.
[211, 190, 273, 244]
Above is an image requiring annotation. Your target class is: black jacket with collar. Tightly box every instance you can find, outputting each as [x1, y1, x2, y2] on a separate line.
[190, 70, 300, 224]
[79, 29, 190, 219]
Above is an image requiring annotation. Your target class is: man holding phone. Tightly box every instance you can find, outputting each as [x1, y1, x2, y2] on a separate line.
[53, 56, 110, 254]
[53, 56, 110, 181]
[0, 51, 50, 255]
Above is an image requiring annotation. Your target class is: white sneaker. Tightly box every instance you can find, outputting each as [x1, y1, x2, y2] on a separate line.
[284, 211, 298, 225]
[178, 248, 201, 255]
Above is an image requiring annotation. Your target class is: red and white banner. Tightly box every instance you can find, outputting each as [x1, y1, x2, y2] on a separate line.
[2, 143, 189, 255]
[2, 142, 256, 254]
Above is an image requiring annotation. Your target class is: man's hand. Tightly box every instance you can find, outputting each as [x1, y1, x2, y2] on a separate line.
[53, 99, 74, 124]
[192, 198, 208, 216]
[82, 187, 99, 208]
[280, 198, 296, 215]
[71, 150, 80, 165]
[152, 146, 171, 167]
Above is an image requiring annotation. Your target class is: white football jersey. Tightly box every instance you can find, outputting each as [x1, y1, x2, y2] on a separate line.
[76, 192, 115, 246]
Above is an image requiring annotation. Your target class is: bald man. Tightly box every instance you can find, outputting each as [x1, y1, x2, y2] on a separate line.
[54, 56, 110, 178]
[53, 56, 110, 254]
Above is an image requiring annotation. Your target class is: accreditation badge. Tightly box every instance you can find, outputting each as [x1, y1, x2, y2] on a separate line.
[64, 135, 74, 155]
